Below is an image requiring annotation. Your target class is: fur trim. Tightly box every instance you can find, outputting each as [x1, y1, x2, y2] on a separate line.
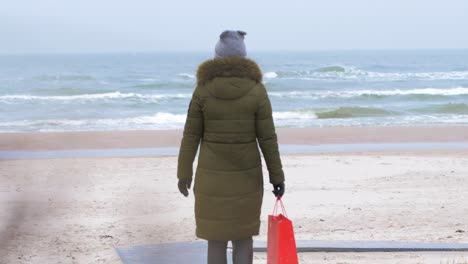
[196, 57, 262, 86]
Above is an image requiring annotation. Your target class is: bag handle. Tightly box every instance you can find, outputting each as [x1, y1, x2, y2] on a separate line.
[272, 196, 288, 218]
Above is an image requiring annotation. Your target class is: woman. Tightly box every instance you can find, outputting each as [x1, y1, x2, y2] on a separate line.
[177, 30, 285, 264]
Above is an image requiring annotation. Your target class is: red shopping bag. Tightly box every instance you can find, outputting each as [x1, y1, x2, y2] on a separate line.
[267, 197, 299, 264]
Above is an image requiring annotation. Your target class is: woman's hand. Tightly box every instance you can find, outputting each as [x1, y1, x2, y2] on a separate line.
[178, 178, 192, 197]
[272, 182, 285, 198]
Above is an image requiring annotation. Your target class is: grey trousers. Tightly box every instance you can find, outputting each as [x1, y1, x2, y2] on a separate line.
[207, 237, 253, 264]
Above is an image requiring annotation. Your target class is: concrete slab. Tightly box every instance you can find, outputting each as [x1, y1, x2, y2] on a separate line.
[116, 240, 468, 263]
[254, 240, 468, 252]
[115, 241, 232, 264]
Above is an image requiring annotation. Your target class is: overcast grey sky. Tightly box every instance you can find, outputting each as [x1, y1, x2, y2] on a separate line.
[1, 0, 467, 54]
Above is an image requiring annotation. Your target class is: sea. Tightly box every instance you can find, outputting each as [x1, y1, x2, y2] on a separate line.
[1, 50, 468, 132]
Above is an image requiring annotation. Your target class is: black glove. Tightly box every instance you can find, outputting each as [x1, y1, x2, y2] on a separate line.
[272, 182, 285, 198]
[178, 178, 192, 197]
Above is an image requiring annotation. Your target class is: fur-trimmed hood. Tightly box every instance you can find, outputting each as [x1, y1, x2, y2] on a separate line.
[196, 57, 262, 86]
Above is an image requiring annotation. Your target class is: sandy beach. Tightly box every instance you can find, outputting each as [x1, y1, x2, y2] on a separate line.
[1, 126, 468, 264]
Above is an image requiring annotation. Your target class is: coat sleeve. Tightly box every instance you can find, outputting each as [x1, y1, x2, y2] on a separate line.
[177, 89, 204, 180]
[255, 85, 285, 185]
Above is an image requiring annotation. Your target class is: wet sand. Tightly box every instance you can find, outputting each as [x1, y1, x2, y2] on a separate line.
[1, 126, 468, 151]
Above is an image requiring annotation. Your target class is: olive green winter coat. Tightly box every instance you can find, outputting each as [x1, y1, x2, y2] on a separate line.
[177, 57, 284, 241]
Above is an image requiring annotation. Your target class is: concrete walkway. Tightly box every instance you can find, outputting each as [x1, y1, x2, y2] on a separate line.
[116, 240, 468, 264]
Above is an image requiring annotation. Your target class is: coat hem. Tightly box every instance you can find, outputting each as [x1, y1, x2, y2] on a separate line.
[196, 230, 259, 242]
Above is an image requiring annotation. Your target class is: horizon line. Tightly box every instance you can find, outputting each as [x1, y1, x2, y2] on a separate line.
[1, 48, 468, 56]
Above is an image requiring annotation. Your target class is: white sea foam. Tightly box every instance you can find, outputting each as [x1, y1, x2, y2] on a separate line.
[0, 112, 188, 131]
[4, 87, 463, 103]
[0, 111, 319, 131]
[178, 73, 196, 79]
[264, 72, 278, 79]
[362, 70, 468, 81]
[269, 91, 320, 99]
[139, 78, 159, 82]
[273, 111, 317, 120]
[268, 87, 468, 99]
[0, 92, 192, 102]
[272, 67, 468, 81]
[32, 74, 96, 81]
[346, 87, 468, 96]
[3, 111, 468, 132]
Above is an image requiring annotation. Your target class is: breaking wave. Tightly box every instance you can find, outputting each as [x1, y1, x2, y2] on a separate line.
[177, 73, 196, 79]
[273, 110, 317, 120]
[413, 103, 468, 115]
[32, 74, 96, 81]
[268, 87, 468, 99]
[0, 92, 192, 102]
[12, 87, 467, 103]
[273, 107, 395, 120]
[264, 72, 278, 79]
[266, 66, 468, 81]
[315, 66, 346, 72]
[0, 112, 187, 131]
[315, 107, 395, 119]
